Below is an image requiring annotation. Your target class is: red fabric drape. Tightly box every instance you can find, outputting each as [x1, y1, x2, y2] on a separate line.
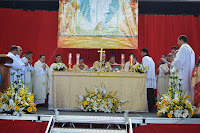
[0, 8, 200, 67]
[0, 120, 48, 133]
[133, 124, 200, 133]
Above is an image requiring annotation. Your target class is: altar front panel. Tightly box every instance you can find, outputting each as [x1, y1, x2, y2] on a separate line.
[52, 72, 147, 111]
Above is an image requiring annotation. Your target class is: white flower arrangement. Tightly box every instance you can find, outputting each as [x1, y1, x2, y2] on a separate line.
[77, 87, 126, 113]
[0, 73, 37, 115]
[157, 73, 196, 118]
[134, 63, 148, 73]
[53, 63, 67, 71]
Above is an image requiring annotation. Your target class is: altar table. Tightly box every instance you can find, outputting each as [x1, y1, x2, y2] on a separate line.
[52, 71, 147, 111]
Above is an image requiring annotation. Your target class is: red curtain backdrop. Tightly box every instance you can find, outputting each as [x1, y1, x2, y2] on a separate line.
[0, 120, 48, 133]
[133, 124, 200, 133]
[0, 8, 199, 67]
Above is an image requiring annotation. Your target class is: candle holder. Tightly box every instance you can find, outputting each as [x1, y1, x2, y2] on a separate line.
[98, 62, 103, 72]
[68, 63, 72, 71]
[129, 65, 134, 72]
[74, 64, 80, 71]
[120, 54, 125, 72]
[120, 64, 125, 72]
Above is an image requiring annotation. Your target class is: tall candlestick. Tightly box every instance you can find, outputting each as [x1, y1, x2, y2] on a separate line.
[68, 53, 72, 65]
[120, 54, 125, 72]
[76, 54, 80, 65]
[130, 55, 133, 66]
[121, 54, 125, 65]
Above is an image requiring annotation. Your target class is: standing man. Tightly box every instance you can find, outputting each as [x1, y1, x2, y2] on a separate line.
[33, 54, 49, 104]
[5, 45, 23, 84]
[173, 35, 195, 101]
[171, 46, 178, 57]
[157, 55, 170, 101]
[141, 48, 156, 112]
[49, 54, 67, 109]
[21, 51, 34, 92]
[16, 46, 27, 82]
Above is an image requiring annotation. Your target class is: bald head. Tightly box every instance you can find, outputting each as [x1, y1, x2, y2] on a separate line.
[17, 46, 23, 55]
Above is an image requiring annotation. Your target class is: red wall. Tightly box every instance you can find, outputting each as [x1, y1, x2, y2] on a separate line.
[0, 8, 199, 67]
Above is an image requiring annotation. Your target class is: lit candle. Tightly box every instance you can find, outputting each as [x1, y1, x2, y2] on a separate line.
[68, 53, 72, 64]
[76, 54, 80, 65]
[130, 55, 133, 66]
[121, 54, 125, 65]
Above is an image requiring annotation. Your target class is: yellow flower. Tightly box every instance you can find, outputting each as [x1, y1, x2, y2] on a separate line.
[105, 94, 108, 98]
[116, 103, 119, 108]
[83, 101, 88, 106]
[7, 105, 11, 111]
[7, 93, 12, 96]
[167, 113, 173, 118]
[173, 99, 178, 104]
[185, 95, 190, 99]
[98, 94, 102, 99]
[162, 94, 167, 98]
[110, 93, 114, 98]
[14, 106, 20, 111]
[29, 95, 34, 100]
[157, 112, 160, 116]
[190, 111, 194, 116]
[27, 107, 33, 112]
[90, 94, 94, 97]
[22, 96, 25, 101]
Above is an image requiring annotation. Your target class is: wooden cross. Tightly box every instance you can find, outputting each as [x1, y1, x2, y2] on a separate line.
[98, 48, 105, 62]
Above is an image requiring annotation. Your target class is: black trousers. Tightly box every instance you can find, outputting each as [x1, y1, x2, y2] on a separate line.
[147, 88, 156, 112]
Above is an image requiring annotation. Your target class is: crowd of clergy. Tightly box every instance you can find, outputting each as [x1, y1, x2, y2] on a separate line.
[5, 35, 200, 113]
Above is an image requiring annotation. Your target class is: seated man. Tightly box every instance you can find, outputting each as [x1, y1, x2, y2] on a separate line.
[92, 53, 107, 69]
[73, 57, 88, 71]
[124, 53, 139, 72]
[105, 55, 117, 69]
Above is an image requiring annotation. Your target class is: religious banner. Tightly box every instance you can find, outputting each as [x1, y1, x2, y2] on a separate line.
[58, 0, 138, 49]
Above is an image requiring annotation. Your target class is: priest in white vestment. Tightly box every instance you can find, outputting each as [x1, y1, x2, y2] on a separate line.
[167, 53, 177, 86]
[33, 54, 49, 104]
[141, 48, 156, 112]
[157, 55, 170, 101]
[172, 35, 195, 101]
[5, 46, 23, 84]
[21, 51, 33, 92]
[48, 54, 67, 110]
[124, 53, 139, 72]
[16, 46, 28, 83]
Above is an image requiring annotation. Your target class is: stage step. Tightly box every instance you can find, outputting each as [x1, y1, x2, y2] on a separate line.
[51, 128, 127, 133]
[55, 115, 127, 124]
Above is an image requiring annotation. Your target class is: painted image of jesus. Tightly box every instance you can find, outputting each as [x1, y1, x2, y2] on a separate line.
[58, 0, 138, 49]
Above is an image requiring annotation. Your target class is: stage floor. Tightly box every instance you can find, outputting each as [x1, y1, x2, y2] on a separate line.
[36, 105, 157, 118]
[1, 105, 200, 125]
[36, 105, 200, 118]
